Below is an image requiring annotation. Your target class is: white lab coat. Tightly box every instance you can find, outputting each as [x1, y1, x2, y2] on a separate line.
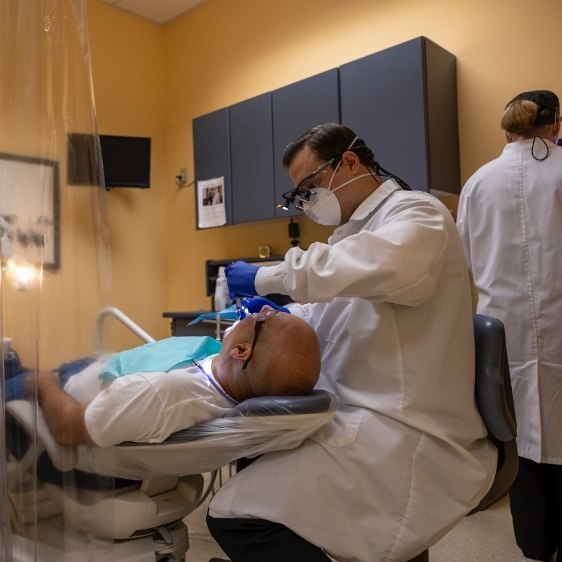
[209, 180, 496, 562]
[457, 138, 562, 465]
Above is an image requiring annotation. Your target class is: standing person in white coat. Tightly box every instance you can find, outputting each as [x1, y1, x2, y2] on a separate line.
[457, 90, 562, 562]
[206, 123, 497, 562]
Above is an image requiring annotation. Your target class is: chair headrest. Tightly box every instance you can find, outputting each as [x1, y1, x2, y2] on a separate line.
[226, 390, 335, 418]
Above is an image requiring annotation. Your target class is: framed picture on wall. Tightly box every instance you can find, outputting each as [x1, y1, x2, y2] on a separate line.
[0, 152, 60, 270]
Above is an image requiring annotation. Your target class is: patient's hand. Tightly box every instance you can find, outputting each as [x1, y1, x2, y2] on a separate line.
[24, 369, 94, 447]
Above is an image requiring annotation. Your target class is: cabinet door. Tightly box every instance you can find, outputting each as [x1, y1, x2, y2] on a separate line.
[272, 69, 340, 218]
[230, 93, 275, 223]
[340, 36, 459, 193]
[193, 108, 232, 226]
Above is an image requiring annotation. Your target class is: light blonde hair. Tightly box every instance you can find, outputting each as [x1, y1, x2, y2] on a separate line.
[501, 99, 542, 136]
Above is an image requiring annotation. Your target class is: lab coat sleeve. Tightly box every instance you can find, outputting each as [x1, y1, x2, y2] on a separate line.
[256, 198, 449, 306]
[456, 183, 473, 272]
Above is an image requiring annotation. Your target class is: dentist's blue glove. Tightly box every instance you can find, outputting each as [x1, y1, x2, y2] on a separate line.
[225, 261, 258, 299]
[244, 297, 290, 314]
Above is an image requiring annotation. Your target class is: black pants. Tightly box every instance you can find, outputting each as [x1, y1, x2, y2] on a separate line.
[509, 456, 562, 561]
[206, 515, 331, 562]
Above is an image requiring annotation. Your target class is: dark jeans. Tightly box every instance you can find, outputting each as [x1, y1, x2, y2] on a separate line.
[206, 516, 331, 562]
[4, 357, 96, 402]
[509, 456, 562, 561]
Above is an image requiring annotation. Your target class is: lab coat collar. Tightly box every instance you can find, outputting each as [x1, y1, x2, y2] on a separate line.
[328, 179, 402, 243]
[349, 178, 403, 222]
[502, 137, 558, 155]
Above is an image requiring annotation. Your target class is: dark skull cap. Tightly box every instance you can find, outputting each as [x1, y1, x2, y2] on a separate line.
[506, 90, 560, 126]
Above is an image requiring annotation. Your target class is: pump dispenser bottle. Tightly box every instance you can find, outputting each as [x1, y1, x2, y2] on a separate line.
[214, 266, 229, 311]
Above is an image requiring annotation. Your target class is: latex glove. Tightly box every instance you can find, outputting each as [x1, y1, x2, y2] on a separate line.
[243, 297, 290, 314]
[225, 261, 258, 299]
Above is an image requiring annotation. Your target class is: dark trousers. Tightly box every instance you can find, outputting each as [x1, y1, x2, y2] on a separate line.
[4, 356, 95, 402]
[509, 456, 562, 561]
[206, 515, 331, 562]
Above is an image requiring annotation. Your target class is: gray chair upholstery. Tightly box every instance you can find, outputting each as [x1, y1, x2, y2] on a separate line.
[468, 313, 518, 513]
[405, 314, 518, 562]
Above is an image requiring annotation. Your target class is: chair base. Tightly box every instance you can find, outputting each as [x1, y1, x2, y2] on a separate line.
[11, 518, 188, 561]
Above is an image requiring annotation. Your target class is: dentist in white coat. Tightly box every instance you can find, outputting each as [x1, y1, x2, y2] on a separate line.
[207, 123, 496, 562]
[457, 90, 562, 562]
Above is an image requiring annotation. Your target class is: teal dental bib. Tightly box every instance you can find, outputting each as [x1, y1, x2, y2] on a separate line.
[100, 336, 222, 380]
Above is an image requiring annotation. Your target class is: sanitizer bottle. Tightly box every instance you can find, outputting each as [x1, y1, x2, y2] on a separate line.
[214, 266, 229, 312]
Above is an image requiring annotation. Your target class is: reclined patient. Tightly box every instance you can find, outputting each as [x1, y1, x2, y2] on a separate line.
[12, 306, 321, 449]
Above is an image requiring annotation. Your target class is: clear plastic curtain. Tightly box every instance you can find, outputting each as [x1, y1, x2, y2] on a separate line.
[0, 0, 112, 559]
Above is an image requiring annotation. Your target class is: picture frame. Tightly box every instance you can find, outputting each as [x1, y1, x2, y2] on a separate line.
[0, 152, 60, 270]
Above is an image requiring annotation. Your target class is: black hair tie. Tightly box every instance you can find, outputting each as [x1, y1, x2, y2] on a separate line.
[531, 136, 550, 161]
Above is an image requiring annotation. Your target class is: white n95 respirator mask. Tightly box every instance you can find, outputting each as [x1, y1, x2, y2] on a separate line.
[301, 173, 372, 226]
[301, 187, 342, 225]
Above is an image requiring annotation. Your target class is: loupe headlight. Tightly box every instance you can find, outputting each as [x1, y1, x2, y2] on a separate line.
[278, 188, 311, 211]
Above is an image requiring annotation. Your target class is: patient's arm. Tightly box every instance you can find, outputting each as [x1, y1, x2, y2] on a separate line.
[25, 369, 96, 447]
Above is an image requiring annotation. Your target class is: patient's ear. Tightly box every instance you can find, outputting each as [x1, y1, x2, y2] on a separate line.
[229, 343, 252, 362]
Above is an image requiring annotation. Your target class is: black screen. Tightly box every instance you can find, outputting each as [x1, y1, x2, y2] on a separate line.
[99, 135, 151, 188]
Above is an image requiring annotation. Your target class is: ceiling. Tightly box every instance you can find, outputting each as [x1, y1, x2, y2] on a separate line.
[99, 0, 205, 25]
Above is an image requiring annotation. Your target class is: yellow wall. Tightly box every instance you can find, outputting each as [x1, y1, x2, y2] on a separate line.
[87, 0, 562, 346]
[87, 2, 171, 346]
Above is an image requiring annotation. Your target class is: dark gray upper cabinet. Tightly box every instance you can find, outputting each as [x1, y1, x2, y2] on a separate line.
[340, 36, 460, 193]
[193, 37, 460, 227]
[193, 108, 232, 226]
[229, 93, 275, 223]
[272, 69, 341, 218]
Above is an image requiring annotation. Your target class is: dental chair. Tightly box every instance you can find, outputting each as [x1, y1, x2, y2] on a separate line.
[7, 391, 335, 561]
[5, 307, 336, 562]
[406, 313, 518, 562]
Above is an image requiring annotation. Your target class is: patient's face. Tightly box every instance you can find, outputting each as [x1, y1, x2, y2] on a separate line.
[222, 317, 248, 343]
[222, 305, 275, 344]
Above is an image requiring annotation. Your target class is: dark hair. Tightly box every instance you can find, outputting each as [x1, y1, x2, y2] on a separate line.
[282, 123, 376, 169]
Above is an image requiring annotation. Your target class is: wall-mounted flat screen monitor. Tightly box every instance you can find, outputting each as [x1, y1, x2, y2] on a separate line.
[99, 135, 151, 188]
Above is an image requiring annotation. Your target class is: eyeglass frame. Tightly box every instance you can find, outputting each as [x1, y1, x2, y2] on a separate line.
[280, 157, 339, 211]
[241, 309, 280, 370]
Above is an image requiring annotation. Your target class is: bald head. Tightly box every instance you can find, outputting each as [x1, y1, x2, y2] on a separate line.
[247, 310, 321, 397]
[213, 309, 321, 402]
